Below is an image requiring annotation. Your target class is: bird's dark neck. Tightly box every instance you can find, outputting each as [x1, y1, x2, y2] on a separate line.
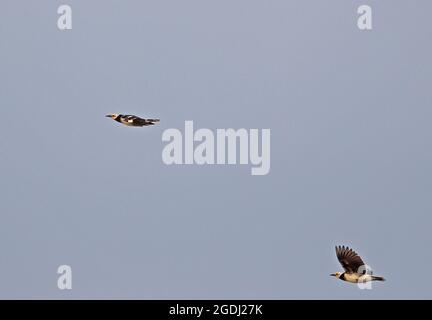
[339, 273, 346, 281]
[114, 115, 122, 122]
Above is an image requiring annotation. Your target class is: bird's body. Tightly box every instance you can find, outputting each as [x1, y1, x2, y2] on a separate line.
[331, 245, 385, 284]
[335, 272, 385, 283]
[106, 114, 160, 127]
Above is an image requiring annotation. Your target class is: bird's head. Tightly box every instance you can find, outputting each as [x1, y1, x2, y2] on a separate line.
[105, 114, 119, 119]
[330, 272, 342, 278]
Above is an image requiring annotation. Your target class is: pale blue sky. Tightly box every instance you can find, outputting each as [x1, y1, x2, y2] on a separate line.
[1, 0, 431, 299]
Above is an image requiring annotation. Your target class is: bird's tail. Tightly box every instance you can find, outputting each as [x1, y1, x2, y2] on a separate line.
[372, 276, 386, 281]
[147, 119, 160, 123]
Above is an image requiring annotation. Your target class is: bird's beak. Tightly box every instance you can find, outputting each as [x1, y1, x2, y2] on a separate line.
[105, 115, 112, 118]
[330, 273, 336, 277]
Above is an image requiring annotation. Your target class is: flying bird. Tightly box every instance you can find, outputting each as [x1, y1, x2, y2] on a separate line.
[106, 114, 160, 127]
[330, 245, 385, 283]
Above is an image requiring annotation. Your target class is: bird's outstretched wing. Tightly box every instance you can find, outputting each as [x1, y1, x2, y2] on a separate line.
[335, 245, 365, 273]
[127, 116, 159, 126]
[122, 115, 158, 126]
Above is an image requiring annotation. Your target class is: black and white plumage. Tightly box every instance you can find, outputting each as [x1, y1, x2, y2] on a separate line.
[106, 114, 160, 127]
[330, 245, 385, 283]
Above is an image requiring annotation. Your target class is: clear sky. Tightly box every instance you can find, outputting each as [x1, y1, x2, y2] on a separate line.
[1, 0, 431, 299]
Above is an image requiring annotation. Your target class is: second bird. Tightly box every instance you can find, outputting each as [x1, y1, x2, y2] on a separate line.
[106, 114, 160, 127]
[330, 245, 386, 283]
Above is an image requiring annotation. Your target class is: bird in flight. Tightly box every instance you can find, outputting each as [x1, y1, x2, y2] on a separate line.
[106, 114, 160, 127]
[330, 245, 385, 283]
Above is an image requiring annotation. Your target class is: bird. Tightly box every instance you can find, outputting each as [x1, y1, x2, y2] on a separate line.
[330, 245, 385, 283]
[106, 114, 160, 127]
